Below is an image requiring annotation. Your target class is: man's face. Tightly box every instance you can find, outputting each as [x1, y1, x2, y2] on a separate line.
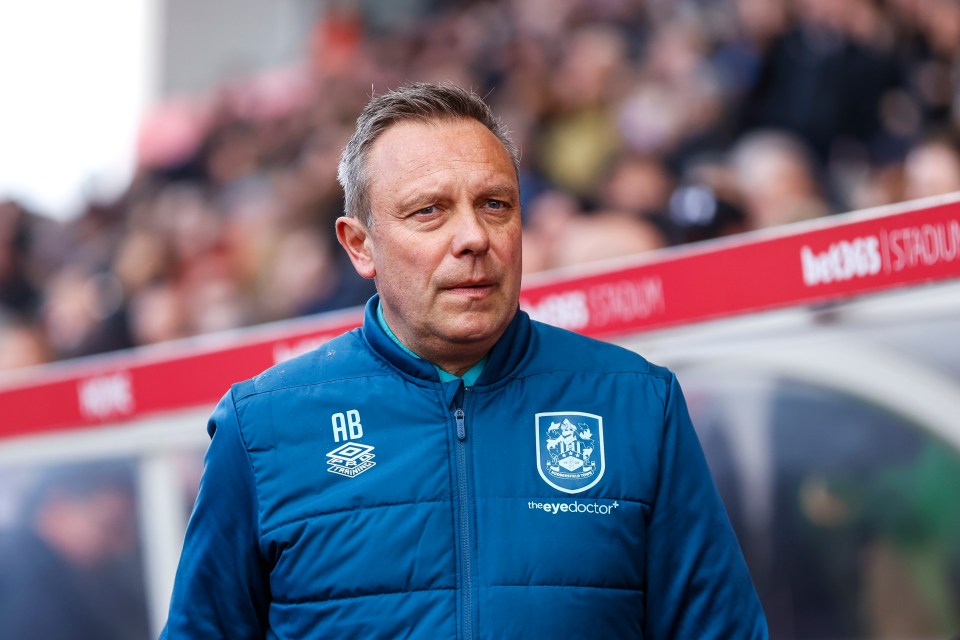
[338, 118, 522, 371]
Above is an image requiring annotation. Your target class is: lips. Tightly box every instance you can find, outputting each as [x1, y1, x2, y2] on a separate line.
[442, 279, 497, 298]
[449, 280, 494, 289]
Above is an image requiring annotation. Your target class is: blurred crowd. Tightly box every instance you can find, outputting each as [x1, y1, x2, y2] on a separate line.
[4, 0, 960, 372]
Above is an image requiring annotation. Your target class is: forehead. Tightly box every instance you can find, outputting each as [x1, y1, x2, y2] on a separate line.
[365, 118, 517, 194]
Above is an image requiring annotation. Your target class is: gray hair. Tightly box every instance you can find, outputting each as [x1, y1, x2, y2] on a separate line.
[337, 82, 520, 227]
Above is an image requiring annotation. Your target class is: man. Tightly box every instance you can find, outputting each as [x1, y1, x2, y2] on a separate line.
[161, 82, 767, 638]
[0, 462, 150, 640]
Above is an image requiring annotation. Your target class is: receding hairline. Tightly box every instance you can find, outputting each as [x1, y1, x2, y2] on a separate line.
[361, 109, 519, 174]
[362, 117, 521, 221]
[365, 114, 518, 163]
[338, 83, 520, 226]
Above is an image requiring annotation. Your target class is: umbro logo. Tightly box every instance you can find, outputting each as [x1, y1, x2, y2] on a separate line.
[326, 409, 376, 478]
[327, 442, 376, 477]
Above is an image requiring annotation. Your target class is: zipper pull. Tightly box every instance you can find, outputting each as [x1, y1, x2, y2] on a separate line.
[455, 408, 466, 441]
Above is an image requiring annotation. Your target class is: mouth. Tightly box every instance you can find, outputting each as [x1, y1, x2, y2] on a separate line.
[444, 280, 496, 298]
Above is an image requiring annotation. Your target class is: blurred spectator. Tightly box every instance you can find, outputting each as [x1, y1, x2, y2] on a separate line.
[739, 0, 902, 162]
[668, 183, 748, 244]
[258, 226, 373, 319]
[127, 281, 189, 346]
[548, 211, 668, 270]
[902, 135, 960, 200]
[0, 201, 42, 315]
[4, 0, 960, 372]
[521, 189, 581, 275]
[40, 266, 131, 360]
[0, 316, 50, 371]
[179, 253, 254, 336]
[667, 152, 749, 243]
[0, 462, 150, 640]
[537, 24, 627, 197]
[728, 129, 828, 229]
[598, 154, 675, 219]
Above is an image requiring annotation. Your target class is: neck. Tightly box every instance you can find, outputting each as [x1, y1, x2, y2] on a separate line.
[375, 301, 499, 377]
[433, 354, 484, 378]
[410, 333, 493, 377]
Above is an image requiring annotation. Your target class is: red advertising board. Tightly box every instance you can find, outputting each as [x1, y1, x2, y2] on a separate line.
[2, 196, 959, 439]
[521, 198, 960, 337]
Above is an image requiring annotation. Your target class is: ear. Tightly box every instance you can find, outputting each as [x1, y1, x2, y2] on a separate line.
[336, 216, 377, 279]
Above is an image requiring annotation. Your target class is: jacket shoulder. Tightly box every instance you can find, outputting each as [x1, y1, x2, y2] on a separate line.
[529, 319, 672, 380]
[232, 329, 377, 400]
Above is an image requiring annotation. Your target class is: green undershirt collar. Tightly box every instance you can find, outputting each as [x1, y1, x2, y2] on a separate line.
[376, 302, 487, 386]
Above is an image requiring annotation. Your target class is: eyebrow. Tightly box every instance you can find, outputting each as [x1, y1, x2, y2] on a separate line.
[395, 191, 443, 212]
[396, 184, 519, 211]
[477, 185, 520, 200]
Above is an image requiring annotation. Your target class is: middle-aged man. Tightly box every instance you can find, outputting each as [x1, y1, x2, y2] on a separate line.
[161, 82, 768, 638]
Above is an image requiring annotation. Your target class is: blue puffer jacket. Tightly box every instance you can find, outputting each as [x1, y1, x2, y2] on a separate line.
[161, 296, 767, 639]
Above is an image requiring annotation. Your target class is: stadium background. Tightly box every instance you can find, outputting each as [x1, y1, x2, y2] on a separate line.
[1, 0, 960, 638]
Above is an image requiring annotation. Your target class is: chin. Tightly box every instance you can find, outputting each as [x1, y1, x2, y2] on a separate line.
[445, 312, 512, 344]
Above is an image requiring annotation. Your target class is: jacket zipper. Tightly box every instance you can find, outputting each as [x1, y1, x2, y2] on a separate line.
[453, 384, 472, 640]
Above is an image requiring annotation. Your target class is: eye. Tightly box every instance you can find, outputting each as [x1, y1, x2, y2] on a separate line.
[415, 205, 437, 216]
[485, 199, 508, 210]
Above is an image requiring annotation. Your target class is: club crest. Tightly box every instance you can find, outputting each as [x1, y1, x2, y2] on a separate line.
[535, 411, 604, 494]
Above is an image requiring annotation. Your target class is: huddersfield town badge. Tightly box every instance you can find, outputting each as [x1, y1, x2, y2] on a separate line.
[535, 411, 604, 494]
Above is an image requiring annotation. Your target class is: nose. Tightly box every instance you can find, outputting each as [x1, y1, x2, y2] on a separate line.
[450, 207, 491, 256]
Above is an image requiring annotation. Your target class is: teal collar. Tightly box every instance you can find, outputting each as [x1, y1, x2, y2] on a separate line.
[376, 302, 487, 386]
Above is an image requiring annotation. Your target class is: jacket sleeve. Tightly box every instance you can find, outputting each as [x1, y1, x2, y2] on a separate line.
[644, 373, 768, 639]
[160, 389, 270, 639]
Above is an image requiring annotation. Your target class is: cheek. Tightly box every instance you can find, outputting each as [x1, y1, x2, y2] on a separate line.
[497, 227, 524, 266]
[380, 247, 433, 288]
[406, 243, 447, 272]
[512, 236, 524, 265]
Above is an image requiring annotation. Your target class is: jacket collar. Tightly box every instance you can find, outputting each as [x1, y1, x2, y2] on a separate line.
[360, 294, 533, 386]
